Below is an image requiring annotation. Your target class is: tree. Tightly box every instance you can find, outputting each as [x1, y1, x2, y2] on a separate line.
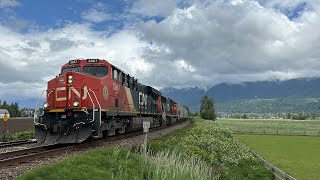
[0, 100, 21, 117]
[241, 114, 248, 119]
[200, 95, 217, 120]
[287, 113, 292, 119]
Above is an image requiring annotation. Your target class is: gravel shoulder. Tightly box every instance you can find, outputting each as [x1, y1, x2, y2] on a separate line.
[0, 121, 190, 180]
[0, 140, 38, 154]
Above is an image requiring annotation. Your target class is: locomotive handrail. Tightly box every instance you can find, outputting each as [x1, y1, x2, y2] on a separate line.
[72, 89, 94, 128]
[72, 88, 98, 127]
[89, 89, 101, 126]
[34, 90, 53, 128]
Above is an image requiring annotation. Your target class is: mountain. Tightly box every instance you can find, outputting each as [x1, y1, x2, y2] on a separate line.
[207, 78, 320, 103]
[216, 98, 320, 114]
[162, 78, 320, 113]
[161, 87, 206, 112]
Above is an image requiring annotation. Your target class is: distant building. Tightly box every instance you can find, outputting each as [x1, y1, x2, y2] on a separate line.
[21, 109, 35, 117]
[0, 109, 10, 118]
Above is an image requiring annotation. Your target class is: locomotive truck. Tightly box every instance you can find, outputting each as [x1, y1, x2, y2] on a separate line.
[34, 58, 188, 144]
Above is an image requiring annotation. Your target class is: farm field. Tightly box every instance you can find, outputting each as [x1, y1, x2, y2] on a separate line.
[0, 117, 34, 135]
[217, 118, 320, 136]
[236, 134, 320, 180]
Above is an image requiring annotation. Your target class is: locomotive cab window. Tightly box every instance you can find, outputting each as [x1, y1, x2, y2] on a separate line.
[112, 68, 119, 81]
[83, 66, 108, 77]
[61, 67, 80, 74]
[118, 71, 122, 83]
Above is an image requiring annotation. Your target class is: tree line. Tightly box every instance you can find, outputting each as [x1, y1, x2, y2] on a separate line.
[219, 112, 318, 120]
[0, 100, 21, 117]
[216, 98, 320, 115]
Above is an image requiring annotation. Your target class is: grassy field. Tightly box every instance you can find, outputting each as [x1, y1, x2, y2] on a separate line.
[217, 118, 320, 136]
[217, 118, 320, 180]
[0, 117, 34, 135]
[236, 134, 320, 180]
[18, 117, 273, 180]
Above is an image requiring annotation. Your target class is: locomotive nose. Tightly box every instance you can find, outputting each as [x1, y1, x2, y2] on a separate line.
[35, 123, 93, 144]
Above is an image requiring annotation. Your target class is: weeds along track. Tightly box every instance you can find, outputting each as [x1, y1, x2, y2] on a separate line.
[0, 140, 37, 149]
[0, 121, 188, 168]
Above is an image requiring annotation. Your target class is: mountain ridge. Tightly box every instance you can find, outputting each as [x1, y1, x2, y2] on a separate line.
[161, 77, 320, 112]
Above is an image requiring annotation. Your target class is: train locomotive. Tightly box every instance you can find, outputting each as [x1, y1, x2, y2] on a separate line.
[34, 58, 188, 144]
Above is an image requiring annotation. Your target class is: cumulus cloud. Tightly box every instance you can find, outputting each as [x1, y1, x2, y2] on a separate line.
[137, 0, 320, 87]
[0, 0, 19, 8]
[1, 0, 320, 103]
[81, 2, 111, 23]
[130, 0, 180, 17]
[0, 23, 151, 99]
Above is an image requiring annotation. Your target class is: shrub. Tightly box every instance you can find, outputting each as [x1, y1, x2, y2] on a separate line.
[148, 117, 273, 179]
[0, 130, 35, 142]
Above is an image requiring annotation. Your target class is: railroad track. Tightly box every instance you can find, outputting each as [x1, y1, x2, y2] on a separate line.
[0, 121, 188, 168]
[0, 140, 37, 149]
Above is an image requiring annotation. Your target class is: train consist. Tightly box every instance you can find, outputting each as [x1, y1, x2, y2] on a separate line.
[34, 58, 188, 144]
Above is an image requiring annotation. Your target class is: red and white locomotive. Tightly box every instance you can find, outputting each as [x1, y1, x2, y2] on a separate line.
[35, 58, 188, 144]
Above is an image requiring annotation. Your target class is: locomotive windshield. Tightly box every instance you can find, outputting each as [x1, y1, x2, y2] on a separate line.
[83, 66, 108, 77]
[61, 67, 80, 74]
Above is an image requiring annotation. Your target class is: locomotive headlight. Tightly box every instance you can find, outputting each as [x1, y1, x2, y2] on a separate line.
[67, 75, 73, 84]
[43, 102, 49, 108]
[73, 101, 79, 107]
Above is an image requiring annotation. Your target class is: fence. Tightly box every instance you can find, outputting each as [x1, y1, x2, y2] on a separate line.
[231, 129, 320, 136]
[249, 149, 296, 180]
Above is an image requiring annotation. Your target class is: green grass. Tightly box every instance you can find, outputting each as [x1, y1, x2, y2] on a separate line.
[18, 117, 274, 179]
[0, 130, 35, 142]
[218, 118, 320, 136]
[18, 148, 146, 180]
[18, 147, 215, 180]
[236, 134, 320, 180]
[148, 117, 274, 179]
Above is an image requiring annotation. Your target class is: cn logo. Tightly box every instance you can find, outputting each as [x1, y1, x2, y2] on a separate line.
[54, 86, 88, 101]
[139, 92, 147, 108]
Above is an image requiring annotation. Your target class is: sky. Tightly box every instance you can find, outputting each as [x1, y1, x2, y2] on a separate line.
[0, 0, 320, 103]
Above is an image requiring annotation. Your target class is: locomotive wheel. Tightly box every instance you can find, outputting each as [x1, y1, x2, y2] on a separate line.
[107, 127, 116, 136]
[117, 126, 126, 134]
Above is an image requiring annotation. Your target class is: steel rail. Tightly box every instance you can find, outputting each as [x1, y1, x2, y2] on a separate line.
[0, 140, 37, 149]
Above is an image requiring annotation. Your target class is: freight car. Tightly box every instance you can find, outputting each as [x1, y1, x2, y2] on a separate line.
[34, 58, 188, 144]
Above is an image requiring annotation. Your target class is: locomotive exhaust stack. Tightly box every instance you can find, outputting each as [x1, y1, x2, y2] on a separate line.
[34, 58, 188, 144]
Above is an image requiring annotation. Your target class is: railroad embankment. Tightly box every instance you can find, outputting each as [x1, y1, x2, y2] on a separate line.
[18, 117, 273, 179]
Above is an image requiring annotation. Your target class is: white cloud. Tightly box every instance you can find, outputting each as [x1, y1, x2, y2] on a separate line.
[0, 23, 151, 100]
[175, 59, 196, 72]
[0, 81, 43, 99]
[137, 0, 320, 87]
[1, 0, 320, 103]
[130, 0, 180, 17]
[81, 3, 111, 23]
[0, 0, 19, 8]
